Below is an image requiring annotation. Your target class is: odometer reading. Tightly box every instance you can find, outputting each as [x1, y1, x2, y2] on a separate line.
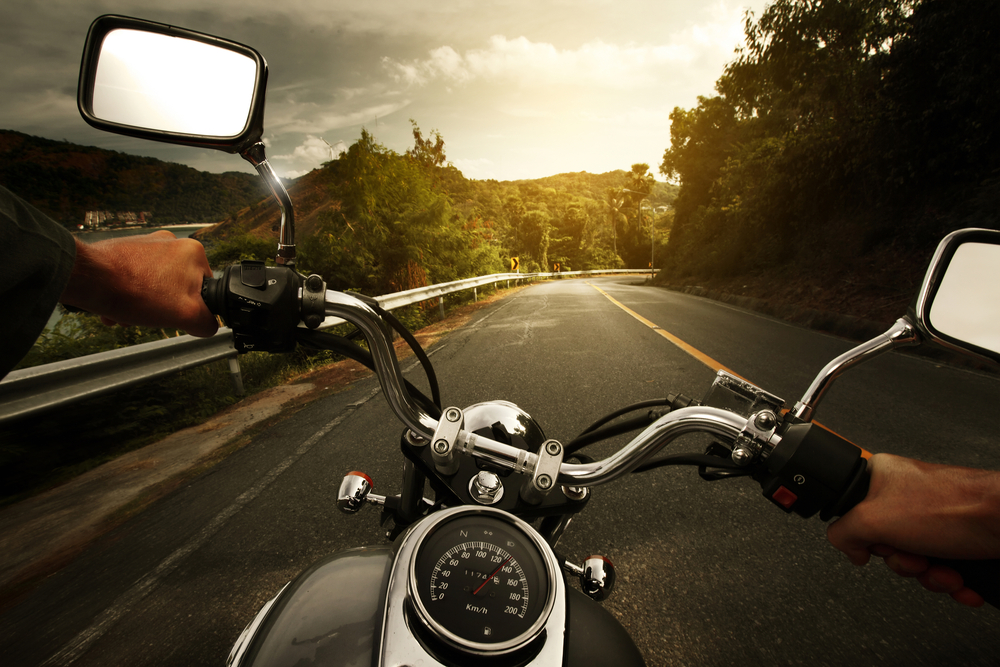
[410, 513, 553, 651]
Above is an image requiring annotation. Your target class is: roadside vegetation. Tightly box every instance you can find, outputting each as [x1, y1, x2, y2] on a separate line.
[656, 0, 1000, 318]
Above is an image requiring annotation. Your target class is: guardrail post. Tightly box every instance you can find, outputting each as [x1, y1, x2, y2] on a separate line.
[228, 356, 245, 396]
[474, 287, 478, 302]
[438, 296, 445, 319]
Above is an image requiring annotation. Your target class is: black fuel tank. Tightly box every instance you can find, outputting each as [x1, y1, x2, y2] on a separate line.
[236, 547, 393, 667]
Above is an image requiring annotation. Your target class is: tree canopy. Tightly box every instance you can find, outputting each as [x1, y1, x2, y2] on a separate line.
[659, 0, 1000, 280]
[291, 124, 677, 293]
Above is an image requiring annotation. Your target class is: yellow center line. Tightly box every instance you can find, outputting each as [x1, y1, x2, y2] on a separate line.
[589, 283, 747, 380]
[588, 282, 870, 457]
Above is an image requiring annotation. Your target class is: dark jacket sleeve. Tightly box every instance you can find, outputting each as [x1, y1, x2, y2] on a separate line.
[0, 185, 77, 379]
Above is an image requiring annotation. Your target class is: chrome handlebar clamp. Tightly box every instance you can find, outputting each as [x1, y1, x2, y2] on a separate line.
[731, 410, 781, 466]
[430, 407, 464, 476]
[520, 440, 565, 505]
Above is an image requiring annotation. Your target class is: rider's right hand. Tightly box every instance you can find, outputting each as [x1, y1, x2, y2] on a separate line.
[826, 453, 1000, 607]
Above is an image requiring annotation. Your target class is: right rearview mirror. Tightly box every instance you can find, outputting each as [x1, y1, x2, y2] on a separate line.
[914, 228, 1000, 365]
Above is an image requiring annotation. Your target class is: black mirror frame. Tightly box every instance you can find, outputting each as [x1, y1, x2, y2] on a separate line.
[911, 227, 1000, 365]
[77, 14, 268, 155]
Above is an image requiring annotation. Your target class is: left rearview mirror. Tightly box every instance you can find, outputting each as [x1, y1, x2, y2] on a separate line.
[78, 15, 268, 154]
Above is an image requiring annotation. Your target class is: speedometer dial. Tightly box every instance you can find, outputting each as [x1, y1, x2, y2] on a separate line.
[409, 510, 556, 654]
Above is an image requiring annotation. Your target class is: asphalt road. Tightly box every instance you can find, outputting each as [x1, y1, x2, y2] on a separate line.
[2, 277, 999, 666]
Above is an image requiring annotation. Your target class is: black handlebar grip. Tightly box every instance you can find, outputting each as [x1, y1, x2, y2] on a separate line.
[824, 458, 1000, 608]
[820, 458, 870, 521]
[201, 275, 227, 317]
[927, 558, 1000, 608]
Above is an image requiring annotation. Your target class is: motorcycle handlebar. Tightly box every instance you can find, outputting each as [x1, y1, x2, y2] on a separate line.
[325, 286, 1000, 608]
[321, 289, 752, 486]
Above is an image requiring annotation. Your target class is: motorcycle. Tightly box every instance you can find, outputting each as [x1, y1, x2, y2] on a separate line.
[76, 15, 1000, 667]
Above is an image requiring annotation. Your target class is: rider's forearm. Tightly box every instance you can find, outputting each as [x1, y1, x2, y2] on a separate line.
[59, 236, 116, 313]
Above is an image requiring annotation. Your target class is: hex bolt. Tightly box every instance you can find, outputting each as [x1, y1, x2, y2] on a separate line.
[545, 441, 561, 456]
[537, 474, 553, 490]
[433, 440, 449, 454]
[445, 408, 461, 422]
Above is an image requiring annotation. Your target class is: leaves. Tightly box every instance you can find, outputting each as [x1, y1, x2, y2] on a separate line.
[659, 0, 1000, 281]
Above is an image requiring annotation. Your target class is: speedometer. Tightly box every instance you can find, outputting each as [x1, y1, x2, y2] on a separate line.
[408, 509, 557, 655]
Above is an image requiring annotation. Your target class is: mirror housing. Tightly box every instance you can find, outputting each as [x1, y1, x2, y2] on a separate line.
[78, 15, 297, 266]
[912, 228, 1000, 365]
[77, 14, 268, 154]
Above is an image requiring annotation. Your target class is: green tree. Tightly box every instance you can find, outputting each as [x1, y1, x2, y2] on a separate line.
[654, 0, 980, 279]
[299, 129, 501, 294]
[406, 119, 447, 168]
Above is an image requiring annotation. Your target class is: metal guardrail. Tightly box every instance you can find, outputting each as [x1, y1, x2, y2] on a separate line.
[0, 333, 240, 424]
[0, 269, 655, 424]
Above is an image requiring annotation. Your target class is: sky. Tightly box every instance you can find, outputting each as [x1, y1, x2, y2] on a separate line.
[0, 0, 770, 182]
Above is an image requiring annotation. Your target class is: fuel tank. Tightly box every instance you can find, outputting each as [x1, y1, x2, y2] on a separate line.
[229, 539, 645, 666]
[229, 547, 393, 667]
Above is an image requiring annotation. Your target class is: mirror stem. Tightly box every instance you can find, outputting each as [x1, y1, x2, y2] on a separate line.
[792, 318, 921, 423]
[242, 142, 296, 266]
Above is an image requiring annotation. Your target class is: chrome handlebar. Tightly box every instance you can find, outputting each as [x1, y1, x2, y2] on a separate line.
[325, 291, 439, 436]
[326, 291, 752, 488]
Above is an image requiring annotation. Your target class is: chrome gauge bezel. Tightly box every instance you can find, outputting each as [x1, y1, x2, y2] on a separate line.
[406, 506, 559, 656]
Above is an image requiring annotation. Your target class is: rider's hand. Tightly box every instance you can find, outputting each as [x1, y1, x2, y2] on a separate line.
[59, 230, 219, 337]
[827, 453, 1000, 607]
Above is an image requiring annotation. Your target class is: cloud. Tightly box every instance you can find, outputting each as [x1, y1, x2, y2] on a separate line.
[381, 2, 750, 91]
[269, 99, 412, 134]
[0, 0, 767, 182]
[271, 135, 347, 178]
[383, 36, 688, 89]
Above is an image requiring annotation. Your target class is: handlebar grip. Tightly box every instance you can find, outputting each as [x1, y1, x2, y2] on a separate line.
[927, 558, 1000, 608]
[825, 459, 1000, 608]
[201, 275, 226, 316]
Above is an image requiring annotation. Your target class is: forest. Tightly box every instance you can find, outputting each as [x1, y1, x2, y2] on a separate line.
[658, 0, 1000, 292]
[205, 125, 677, 297]
[0, 130, 268, 226]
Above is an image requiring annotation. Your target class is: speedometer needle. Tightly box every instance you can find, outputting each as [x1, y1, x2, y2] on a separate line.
[473, 556, 513, 596]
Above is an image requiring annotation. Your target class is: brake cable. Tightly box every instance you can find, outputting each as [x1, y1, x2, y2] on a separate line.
[296, 328, 442, 419]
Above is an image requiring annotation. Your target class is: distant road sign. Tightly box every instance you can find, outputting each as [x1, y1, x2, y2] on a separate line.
[511, 257, 519, 271]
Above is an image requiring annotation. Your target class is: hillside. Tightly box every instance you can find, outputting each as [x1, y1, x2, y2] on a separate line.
[196, 166, 340, 243]
[0, 130, 269, 228]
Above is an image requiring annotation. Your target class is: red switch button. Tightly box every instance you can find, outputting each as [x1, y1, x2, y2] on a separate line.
[772, 485, 798, 509]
